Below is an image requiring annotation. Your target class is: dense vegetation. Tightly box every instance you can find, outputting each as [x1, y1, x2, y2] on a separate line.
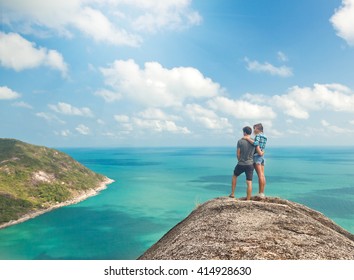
[0, 139, 106, 225]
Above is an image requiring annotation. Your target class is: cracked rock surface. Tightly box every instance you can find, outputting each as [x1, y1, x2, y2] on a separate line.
[139, 197, 354, 260]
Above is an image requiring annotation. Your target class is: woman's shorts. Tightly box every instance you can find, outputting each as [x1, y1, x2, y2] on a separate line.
[234, 164, 254, 181]
[254, 154, 265, 165]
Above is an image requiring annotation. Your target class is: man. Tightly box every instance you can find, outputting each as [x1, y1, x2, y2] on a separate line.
[244, 123, 267, 198]
[229, 126, 255, 200]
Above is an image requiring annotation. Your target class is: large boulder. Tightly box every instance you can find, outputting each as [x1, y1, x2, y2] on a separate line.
[139, 197, 354, 260]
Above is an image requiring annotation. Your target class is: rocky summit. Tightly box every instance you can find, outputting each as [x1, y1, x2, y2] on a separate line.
[139, 197, 354, 260]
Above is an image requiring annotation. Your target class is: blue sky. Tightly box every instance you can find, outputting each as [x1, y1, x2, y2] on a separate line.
[1, 0, 354, 147]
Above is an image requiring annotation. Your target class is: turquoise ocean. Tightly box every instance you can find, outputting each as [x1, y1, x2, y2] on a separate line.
[0, 147, 353, 260]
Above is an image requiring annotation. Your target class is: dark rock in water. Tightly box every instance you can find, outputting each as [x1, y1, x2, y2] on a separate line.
[139, 197, 354, 260]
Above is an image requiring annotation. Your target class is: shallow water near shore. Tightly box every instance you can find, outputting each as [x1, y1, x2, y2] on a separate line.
[0, 147, 353, 259]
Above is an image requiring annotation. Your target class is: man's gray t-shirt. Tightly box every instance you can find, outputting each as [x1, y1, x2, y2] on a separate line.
[237, 139, 255, 165]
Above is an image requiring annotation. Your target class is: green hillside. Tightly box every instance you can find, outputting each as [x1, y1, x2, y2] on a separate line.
[0, 138, 106, 226]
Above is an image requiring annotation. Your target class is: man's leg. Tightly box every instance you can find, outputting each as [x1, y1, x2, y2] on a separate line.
[230, 175, 237, 198]
[246, 180, 252, 200]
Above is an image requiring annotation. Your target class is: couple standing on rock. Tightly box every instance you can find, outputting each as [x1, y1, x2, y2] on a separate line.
[229, 123, 267, 200]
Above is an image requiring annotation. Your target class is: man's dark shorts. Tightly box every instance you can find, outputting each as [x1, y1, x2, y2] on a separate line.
[234, 164, 254, 181]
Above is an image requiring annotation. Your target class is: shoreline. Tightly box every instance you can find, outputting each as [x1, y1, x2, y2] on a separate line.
[0, 177, 115, 230]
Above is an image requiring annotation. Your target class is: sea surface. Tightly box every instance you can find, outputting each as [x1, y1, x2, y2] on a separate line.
[0, 147, 353, 260]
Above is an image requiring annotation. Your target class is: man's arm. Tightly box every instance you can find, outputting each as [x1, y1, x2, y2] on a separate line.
[252, 134, 260, 146]
[243, 134, 255, 144]
[256, 145, 264, 156]
[244, 134, 263, 155]
[237, 148, 241, 161]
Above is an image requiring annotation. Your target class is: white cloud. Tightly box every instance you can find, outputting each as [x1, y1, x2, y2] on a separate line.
[321, 120, 348, 133]
[242, 93, 270, 104]
[2, 0, 201, 45]
[76, 124, 90, 135]
[1, 0, 80, 35]
[273, 95, 310, 119]
[73, 7, 141, 46]
[100, 59, 221, 107]
[132, 118, 191, 134]
[0, 86, 21, 100]
[208, 96, 276, 120]
[138, 108, 180, 121]
[185, 104, 232, 131]
[321, 120, 331, 127]
[45, 50, 69, 76]
[97, 119, 105, 125]
[245, 57, 293, 77]
[330, 0, 354, 47]
[12, 101, 33, 109]
[1, 0, 139, 45]
[36, 112, 66, 124]
[0, 32, 68, 76]
[126, 0, 203, 33]
[36, 112, 53, 121]
[277, 51, 288, 62]
[259, 120, 282, 138]
[273, 83, 354, 119]
[95, 89, 122, 103]
[114, 115, 130, 123]
[49, 102, 94, 117]
[55, 130, 71, 137]
[114, 111, 190, 134]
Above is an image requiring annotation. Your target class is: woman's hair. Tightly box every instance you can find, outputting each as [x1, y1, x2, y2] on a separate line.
[253, 123, 263, 132]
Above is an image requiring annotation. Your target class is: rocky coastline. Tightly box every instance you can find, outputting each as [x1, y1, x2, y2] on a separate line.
[0, 177, 114, 230]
